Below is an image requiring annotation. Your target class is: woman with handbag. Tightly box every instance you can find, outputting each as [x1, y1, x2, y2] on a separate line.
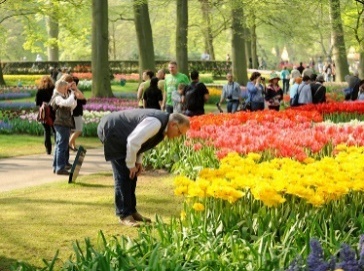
[35, 75, 55, 154]
[265, 72, 283, 111]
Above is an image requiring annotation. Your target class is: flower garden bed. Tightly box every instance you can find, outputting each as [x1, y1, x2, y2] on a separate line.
[5, 81, 364, 270]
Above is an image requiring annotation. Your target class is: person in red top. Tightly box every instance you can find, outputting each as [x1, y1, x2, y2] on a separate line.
[265, 72, 283, 111]
[35, 75, 55, 154]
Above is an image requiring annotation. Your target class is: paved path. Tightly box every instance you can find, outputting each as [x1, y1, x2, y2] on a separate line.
[0, 148, 111, 192]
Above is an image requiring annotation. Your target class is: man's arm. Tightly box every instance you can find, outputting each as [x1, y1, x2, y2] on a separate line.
[219, 85, 226, 105]
[137, 82, 145, 100]
[202, 83, 209, 102]
[125, 117, 161, 170]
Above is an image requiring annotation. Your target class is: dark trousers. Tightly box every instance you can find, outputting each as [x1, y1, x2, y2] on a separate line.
[185, 109, 204, 117]
[110, 158, 137, 218]
[251, 102, 265, 111]
[42, 123, 55, 154]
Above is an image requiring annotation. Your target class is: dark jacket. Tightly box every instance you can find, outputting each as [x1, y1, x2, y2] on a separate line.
[97, 109, 170, 161]
[73, 98, 87, 116]
[51, 92, 75, 128]
[35, 87, 54, 106]
[311, 83, 326, 104]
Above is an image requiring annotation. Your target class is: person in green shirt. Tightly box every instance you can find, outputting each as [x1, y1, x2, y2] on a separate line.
[163, 61, 189, 113]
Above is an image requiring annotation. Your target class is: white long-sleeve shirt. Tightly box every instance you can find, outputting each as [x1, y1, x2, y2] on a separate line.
[125, 117, 164, 169]
[53, 90, 77, 112]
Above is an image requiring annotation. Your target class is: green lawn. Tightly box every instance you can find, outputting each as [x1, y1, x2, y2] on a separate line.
[0, 135, 102, 158]
[0, 134, 181, 270]
[0, 171, 181, 270]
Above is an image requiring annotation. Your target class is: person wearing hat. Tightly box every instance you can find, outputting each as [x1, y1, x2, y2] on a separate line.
[311, 74, 326, 104]
[265, 72, 283, 111]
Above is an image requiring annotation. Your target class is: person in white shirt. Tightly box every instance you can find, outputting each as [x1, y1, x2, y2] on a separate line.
[97, 109, 190, 227]
[201, 51, 210, 61]
[218, 73, 242, 113]
[50, 80, 78, 175]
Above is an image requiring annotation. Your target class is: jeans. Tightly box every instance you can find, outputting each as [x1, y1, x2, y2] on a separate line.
[227, 100, 239, 113]
[282, 79, 290, 94]
[166, 105, 173, 113]
[110, 158, 137, 218]
[53, 125, 70, 172]
[43, 123, 55, 154]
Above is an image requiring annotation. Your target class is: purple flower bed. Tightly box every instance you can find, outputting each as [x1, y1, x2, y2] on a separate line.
[0, 121, 12, 131]
[0, 102, 36, 110]
[84, 97, 138, 112]
[286, 236, 364, 270]
[0, 92, 32, 100]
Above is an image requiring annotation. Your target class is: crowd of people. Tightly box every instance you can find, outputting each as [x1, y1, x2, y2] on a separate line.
[35, 73, 86, 175]
[35, 59, 364, 228]
[137, 61, 210, 117]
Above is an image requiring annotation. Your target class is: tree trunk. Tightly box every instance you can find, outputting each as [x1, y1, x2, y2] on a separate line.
[176, 0, 188, 75]
[359, 15, 364, 79]
[91, 0, 113, 97]
[244, 27, 252, 69]
[200, 0, 215, 60]
[231, 4, 248, 85]
[250, 15, 258, 69]
[0, 61, 5, 86]
[329, 0, 349, 82]
[359, 52, 364, 79]
[133, 0, 155, 72]
[46, 3, 59, 61]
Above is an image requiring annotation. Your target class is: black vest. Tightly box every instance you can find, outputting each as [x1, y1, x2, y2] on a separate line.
[97, 109, 170, 161]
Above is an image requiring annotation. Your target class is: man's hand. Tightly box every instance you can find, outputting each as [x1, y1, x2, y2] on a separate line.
[135, 163, 143, 176]
[129, 163, 143, 179]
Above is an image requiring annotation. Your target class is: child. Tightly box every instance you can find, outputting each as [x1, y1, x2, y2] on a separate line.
[172, 83, 185, 113]
[358, 80, 364, 101]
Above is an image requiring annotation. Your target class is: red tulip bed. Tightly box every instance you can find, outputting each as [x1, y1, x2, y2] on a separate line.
[9, 99, 364, 270]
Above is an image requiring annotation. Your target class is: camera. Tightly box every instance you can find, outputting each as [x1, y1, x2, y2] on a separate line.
[227, 95, 232, 100]
[261, 77, 265, 81]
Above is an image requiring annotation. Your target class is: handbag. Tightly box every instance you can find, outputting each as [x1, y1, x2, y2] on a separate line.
[241, 101, 251, 111]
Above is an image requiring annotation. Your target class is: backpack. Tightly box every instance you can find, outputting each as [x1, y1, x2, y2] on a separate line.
[184, 83, 201, 111]
[37, 102, 55, 126]
[290, 85, 303, 107]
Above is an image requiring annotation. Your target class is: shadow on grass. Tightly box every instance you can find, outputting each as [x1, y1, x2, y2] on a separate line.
[0, 255, 32, 271]
[72, 181, 113, 188]
[0, 196, 112, 207]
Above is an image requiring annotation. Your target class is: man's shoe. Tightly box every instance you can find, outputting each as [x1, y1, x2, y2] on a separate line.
[120, 215, 140, 227]
[65, 164, 72, 170]
[132, 212, 151, 223]
[56, 169, 70, 175]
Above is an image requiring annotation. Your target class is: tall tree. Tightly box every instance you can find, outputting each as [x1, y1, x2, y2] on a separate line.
[133, 0, 155, 72]
[244, 27, 252, 68]
[359, 10, 364, 79]
[329, 0, 349, 81]
[91, 0, 112, 97]
[250, 17, 258, 69]
[45, 1, 59, 61]
[349, 1, 364, 78]
[230, 1, 248, 85]
[176, 0, 188, 75]
[199, 0, 215, 60]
